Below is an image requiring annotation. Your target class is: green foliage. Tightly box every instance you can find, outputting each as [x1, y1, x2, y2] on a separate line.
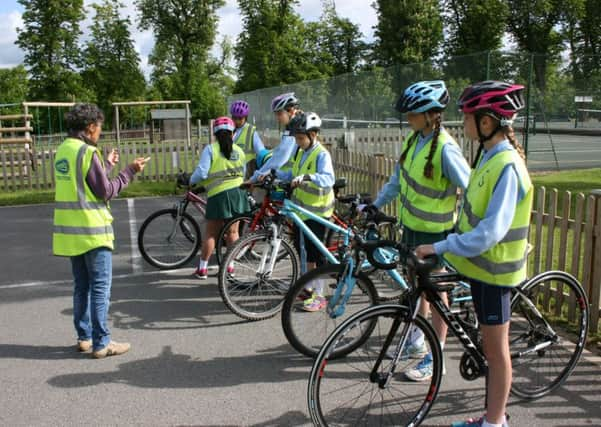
[82, 0, 146, 126]
[234, 0, 329, 93]
[16, 0, 87, 101]
[372, 0, 443, 67]
[506, 0, 565, 91]
[443, 0, 508, 55]
[137, 0, 226, 120]
[0, 66, 28, 109]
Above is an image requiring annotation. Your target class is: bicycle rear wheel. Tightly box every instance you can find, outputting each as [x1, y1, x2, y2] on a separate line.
[218, 230, 300, 320]
[308, 305, 442, 427]
[137, 209, 201, 269]
[510, 271, 588, 400]
[281, 263, 379, 359]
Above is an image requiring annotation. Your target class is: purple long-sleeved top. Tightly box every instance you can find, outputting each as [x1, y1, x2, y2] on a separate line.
[86, 153, 136, 201]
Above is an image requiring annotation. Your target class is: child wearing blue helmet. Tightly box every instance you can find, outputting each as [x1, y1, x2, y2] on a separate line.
[363, 80, 471, 381]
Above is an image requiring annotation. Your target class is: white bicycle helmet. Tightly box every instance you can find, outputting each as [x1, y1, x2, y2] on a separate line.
[271, 92, 299, 112]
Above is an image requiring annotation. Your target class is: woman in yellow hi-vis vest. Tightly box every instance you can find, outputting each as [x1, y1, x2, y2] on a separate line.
[53, 104, 148, 358]
[362, 81, 471, 382]
[416, 82, 532, 427]
[265, 112, 335, 312]
[190, 117, 249, 279]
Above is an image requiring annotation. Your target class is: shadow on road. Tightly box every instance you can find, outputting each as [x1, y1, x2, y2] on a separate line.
[47, 344, 311, 389]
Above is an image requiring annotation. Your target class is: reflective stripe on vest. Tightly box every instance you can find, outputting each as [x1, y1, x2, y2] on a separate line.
[291, 143, 334, 219]
[53, 138, 114, 256]
[202, 143, 245, 197]
[444, 149, 533, 287]
[234, 123, 256, 162]
[397, 129, 459, 233]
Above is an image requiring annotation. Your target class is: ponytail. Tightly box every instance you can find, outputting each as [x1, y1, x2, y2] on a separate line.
[215, 130, 234, 159]
[503, 125, 526, 162]
[399, 131, 419, 165]
[423, 113, 442, 179]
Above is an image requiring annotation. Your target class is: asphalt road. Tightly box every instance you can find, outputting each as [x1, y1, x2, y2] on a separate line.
[1, 197, 600, 426]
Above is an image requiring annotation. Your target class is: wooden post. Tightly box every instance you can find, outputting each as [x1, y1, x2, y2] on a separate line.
[370, 153, 384, 198]
[587, 189, 601, 333]
[114, 105, 120, 145]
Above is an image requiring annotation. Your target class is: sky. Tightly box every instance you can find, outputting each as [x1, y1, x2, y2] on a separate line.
[0, 0, 378, 76]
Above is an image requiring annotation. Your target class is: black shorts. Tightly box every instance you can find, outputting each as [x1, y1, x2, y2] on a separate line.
[293, 219, 326, 265]
[469, 279, 512, 325]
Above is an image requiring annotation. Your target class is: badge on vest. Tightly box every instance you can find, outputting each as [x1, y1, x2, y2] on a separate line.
[55, 158, 70, 174]
[230, 151, 240, 161]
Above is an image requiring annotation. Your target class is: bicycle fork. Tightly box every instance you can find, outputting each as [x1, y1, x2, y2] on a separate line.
[256, 223, 282, 278]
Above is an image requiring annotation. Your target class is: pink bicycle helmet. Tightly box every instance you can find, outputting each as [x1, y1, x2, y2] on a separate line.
[229, 100, 250, 117]
[458, 80, 525, 118]
[213, 116, 235, 134]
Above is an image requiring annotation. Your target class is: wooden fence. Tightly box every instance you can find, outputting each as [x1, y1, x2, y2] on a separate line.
[1, 137, 600, 333]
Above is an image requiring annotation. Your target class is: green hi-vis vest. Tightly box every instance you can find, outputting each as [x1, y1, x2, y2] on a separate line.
[202, 143, 245, 198]
[291, 143, 335, 220]
[398, 129, 460, 233]
[234, 123, 256, 162]
[444, 149, 533, 287]
[53, 138, 114, 256]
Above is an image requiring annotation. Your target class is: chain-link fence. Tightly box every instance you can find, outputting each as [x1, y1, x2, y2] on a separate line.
[229, 50, 601, 171]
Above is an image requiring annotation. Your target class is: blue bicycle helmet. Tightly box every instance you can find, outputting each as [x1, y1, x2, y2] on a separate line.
[395, 80, 449, 113]
[256, 148, 273, 169]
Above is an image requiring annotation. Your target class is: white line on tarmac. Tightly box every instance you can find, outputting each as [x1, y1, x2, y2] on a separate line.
[0, 269, 189, 289]
[127, 198, 143, 275]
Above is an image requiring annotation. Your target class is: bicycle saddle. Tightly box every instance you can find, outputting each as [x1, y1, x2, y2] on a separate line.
[337, 193, 372, 204]
[333, 178, 347, 190]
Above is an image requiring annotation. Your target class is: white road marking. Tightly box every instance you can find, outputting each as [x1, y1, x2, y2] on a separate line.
[127, 198, 143, 274]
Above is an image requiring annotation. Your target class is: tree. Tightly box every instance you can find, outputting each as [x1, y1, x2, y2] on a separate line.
[444, 0, 508, 55]
[0, 66, 29, 106]
[506, 0, 565, 91]
[307, 1, 367, 76]
[82, 0, 146, 125]
[563, 0, 601, 93]
[234, 0, 328, 93]
[372, 0, 443, 67]
[137, 0, 224, 109]
[16, 0, 86, 101]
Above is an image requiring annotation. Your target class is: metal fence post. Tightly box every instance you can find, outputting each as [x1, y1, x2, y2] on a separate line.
[523, 53, 534, 159]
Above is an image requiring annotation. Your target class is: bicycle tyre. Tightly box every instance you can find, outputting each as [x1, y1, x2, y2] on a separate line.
[509, 271, 588, 400]
[308, 304, 443, 427]
[215, 214, 255, 265]
[281, 263, 379, 359]
[218, 230, 300, 321]
[137, 208, 201, 269]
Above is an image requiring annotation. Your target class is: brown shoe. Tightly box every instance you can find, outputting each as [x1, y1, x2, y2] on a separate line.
[77, 340, 92, 352]
[92, 341, 131, 359]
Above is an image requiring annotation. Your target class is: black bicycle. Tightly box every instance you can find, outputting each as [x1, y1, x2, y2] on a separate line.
[307, 239, 589, 426]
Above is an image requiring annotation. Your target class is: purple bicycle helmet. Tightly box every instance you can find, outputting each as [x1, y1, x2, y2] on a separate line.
[271, 92, 299, 112]
[229, 100, 250, 117]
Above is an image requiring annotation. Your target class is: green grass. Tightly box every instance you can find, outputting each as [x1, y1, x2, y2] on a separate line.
[0, 180, 179, 207]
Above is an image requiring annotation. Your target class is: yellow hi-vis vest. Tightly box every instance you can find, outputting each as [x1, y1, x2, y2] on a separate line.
[444, 149, 533, 287]
[280, 130, 295, 173]
[291, 143, 334, 220]
[234, 122, 257, 162]
[398, 129, 459, 233]
[202, 143, 245, 198]
[53, 138, 114, 256]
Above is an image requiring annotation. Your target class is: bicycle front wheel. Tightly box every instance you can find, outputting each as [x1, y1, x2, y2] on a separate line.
[218, 230, 300, 320]
[282, 263, 379, 359]
[137, 209, 201, 269]
[308, 305, 443, 427]
[215, 215, 255, 265]
[510, 271, 588, 400]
